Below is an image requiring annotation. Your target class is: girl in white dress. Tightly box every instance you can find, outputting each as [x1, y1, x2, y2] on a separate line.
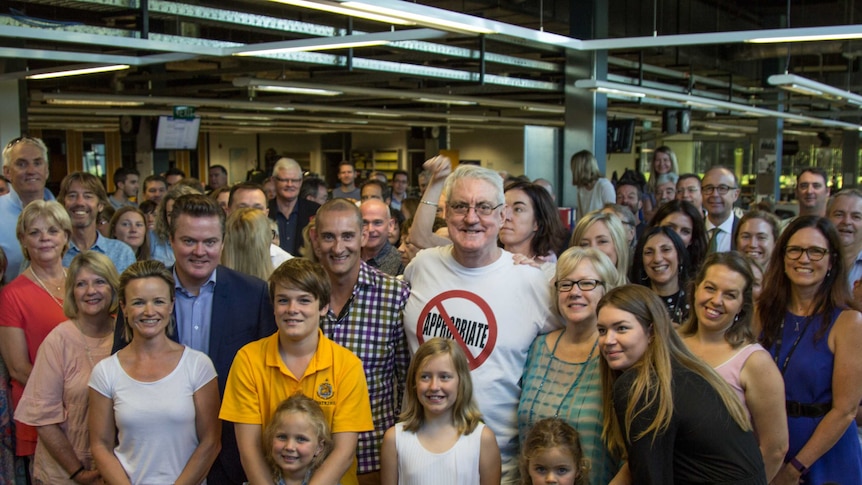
[380, 338, 500, 485]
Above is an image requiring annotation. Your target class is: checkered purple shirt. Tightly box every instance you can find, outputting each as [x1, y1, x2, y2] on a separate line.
[321, 262, 410, 474]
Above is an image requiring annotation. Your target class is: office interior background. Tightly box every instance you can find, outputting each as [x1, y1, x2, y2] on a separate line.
[2, 0, 862, 208]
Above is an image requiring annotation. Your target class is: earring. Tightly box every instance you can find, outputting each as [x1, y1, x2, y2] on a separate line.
[734, 314, 740, 322]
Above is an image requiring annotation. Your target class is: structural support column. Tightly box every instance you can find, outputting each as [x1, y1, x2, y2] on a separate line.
[842, 131, 860, 190]
[0, 80, 25, 144]
[754, 113, 783, 203]
[560, 0, 609, 211]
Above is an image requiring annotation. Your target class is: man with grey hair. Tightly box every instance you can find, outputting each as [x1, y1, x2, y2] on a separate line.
[654, 172, 679, 206]
[267, 157, 319, 255]
[403, 157, 557, 483]
[0, 136, 56, 283]
[828, 188, 862, 286]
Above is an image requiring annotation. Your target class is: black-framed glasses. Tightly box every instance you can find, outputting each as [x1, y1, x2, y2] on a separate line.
[447, 202, 503, 217]
[702, 184, 737, 195]
[785, 246, 829, 261]
[555, 279, 604, 292]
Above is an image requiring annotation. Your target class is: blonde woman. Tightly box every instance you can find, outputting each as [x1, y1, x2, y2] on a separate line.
[0, 201, 72, 461]
[570, 210, 630, 280]
[570, 150, 614, 220]
[221, 207, 274, 280]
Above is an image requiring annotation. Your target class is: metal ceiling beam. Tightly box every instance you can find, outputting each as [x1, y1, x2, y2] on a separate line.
[579, 24, 862, 51]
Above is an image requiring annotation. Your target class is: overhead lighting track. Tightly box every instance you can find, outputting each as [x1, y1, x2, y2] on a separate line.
[575, 79, 862, 130]
[768, 73, 862, 106]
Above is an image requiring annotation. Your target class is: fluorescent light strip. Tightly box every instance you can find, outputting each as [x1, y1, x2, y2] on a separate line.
[768, 73, 862, 105]
[747, 32, 862, 43]
[595, 86, 645, 98]
[256, 86, 343, 96]
[416, 97, 477, 106]
[342, 1, 496, 34]
[356, 111, 401, 117]
[235, 40, 389, 56]
[45, 98, 144, 107]
[27, 64, 130, 80]
[268, 0, 414, 25]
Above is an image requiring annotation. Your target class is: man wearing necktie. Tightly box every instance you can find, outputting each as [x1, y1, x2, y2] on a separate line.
[703, 166, 740, 253]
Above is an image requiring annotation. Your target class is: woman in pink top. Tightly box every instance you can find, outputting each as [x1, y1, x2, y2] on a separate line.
[680, 252, 788, 481]
[15, 252, 119, 484]
[0, 201, 71, 461]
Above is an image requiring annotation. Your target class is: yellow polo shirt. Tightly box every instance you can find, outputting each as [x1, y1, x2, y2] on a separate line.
[220, 329, 373, 485]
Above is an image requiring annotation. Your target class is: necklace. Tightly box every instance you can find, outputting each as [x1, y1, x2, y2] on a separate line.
[528, 330, 599, 422]
[73, 319, 114, 368]
[29, 266, 66, 309]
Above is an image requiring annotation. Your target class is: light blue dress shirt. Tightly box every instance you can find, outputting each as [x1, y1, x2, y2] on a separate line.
[173, 267, 217, 354]
[62, 232, 136, 274]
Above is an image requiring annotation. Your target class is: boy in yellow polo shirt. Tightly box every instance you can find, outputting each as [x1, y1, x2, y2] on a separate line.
[220, 258, 373, 485]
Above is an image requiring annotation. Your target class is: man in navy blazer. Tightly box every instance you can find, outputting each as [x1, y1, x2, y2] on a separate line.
[113, 194, 276, 485]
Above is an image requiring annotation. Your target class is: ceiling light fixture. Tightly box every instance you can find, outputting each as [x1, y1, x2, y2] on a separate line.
[768, 73, 862, 105]
[747, 31, 862, 43]
[45, 98, 144, 107]
[267, 0, 414, 25]
[416, 97, 477, 106]
[27, 64, 130, 80]
[340, 1, 496, 34]
[255, 85, 343, 96]
[235, 39, 389, 56]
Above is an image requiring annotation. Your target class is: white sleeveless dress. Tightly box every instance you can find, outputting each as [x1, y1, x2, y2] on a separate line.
[395, 422, 485, 485]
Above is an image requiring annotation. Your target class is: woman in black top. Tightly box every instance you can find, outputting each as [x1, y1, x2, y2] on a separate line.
[597, 284, 766, 485]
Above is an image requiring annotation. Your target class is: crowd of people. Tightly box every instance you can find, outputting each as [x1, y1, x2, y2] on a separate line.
[0, 134, 860, 485]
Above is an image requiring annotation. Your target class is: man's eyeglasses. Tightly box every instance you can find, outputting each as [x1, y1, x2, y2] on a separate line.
[555, 279, 605, 292]
[447, 202, 503, 217]
[702, 185, 737, 195]
[785, 246, 829, 261]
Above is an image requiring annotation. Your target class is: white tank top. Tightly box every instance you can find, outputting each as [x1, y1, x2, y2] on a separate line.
[395, 422, 485, 485]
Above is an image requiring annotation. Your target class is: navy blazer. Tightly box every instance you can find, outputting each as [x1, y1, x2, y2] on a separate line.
[112, 265, 276, 485]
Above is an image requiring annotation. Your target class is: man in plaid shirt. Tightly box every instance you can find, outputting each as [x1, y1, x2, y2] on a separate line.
[311, 198, 411, 485]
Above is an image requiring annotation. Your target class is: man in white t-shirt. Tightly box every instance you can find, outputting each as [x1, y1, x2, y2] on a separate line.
[403, 161, 558, 484]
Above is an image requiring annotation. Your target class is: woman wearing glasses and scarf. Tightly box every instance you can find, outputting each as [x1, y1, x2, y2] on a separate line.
[518, 247, 626, 485]
[758, 216, 862, 484]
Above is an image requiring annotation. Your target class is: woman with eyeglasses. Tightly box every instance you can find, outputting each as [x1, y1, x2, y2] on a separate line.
[648, 199, 707, 272]
[518, 247, 626, 485]
[757, 216, 862, 484]
[629, 226, 692, 325]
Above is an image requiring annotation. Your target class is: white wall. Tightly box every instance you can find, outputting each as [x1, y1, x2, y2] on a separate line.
[207, 134, 258, 185]
[450, 127, 525, 175]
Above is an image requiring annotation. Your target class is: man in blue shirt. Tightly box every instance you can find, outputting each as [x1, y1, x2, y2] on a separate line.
[0, 136, 55, 283]
[59, 172, 135, 274]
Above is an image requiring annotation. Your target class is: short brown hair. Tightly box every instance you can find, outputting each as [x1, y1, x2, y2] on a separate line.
[268, 258, 331, 310]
